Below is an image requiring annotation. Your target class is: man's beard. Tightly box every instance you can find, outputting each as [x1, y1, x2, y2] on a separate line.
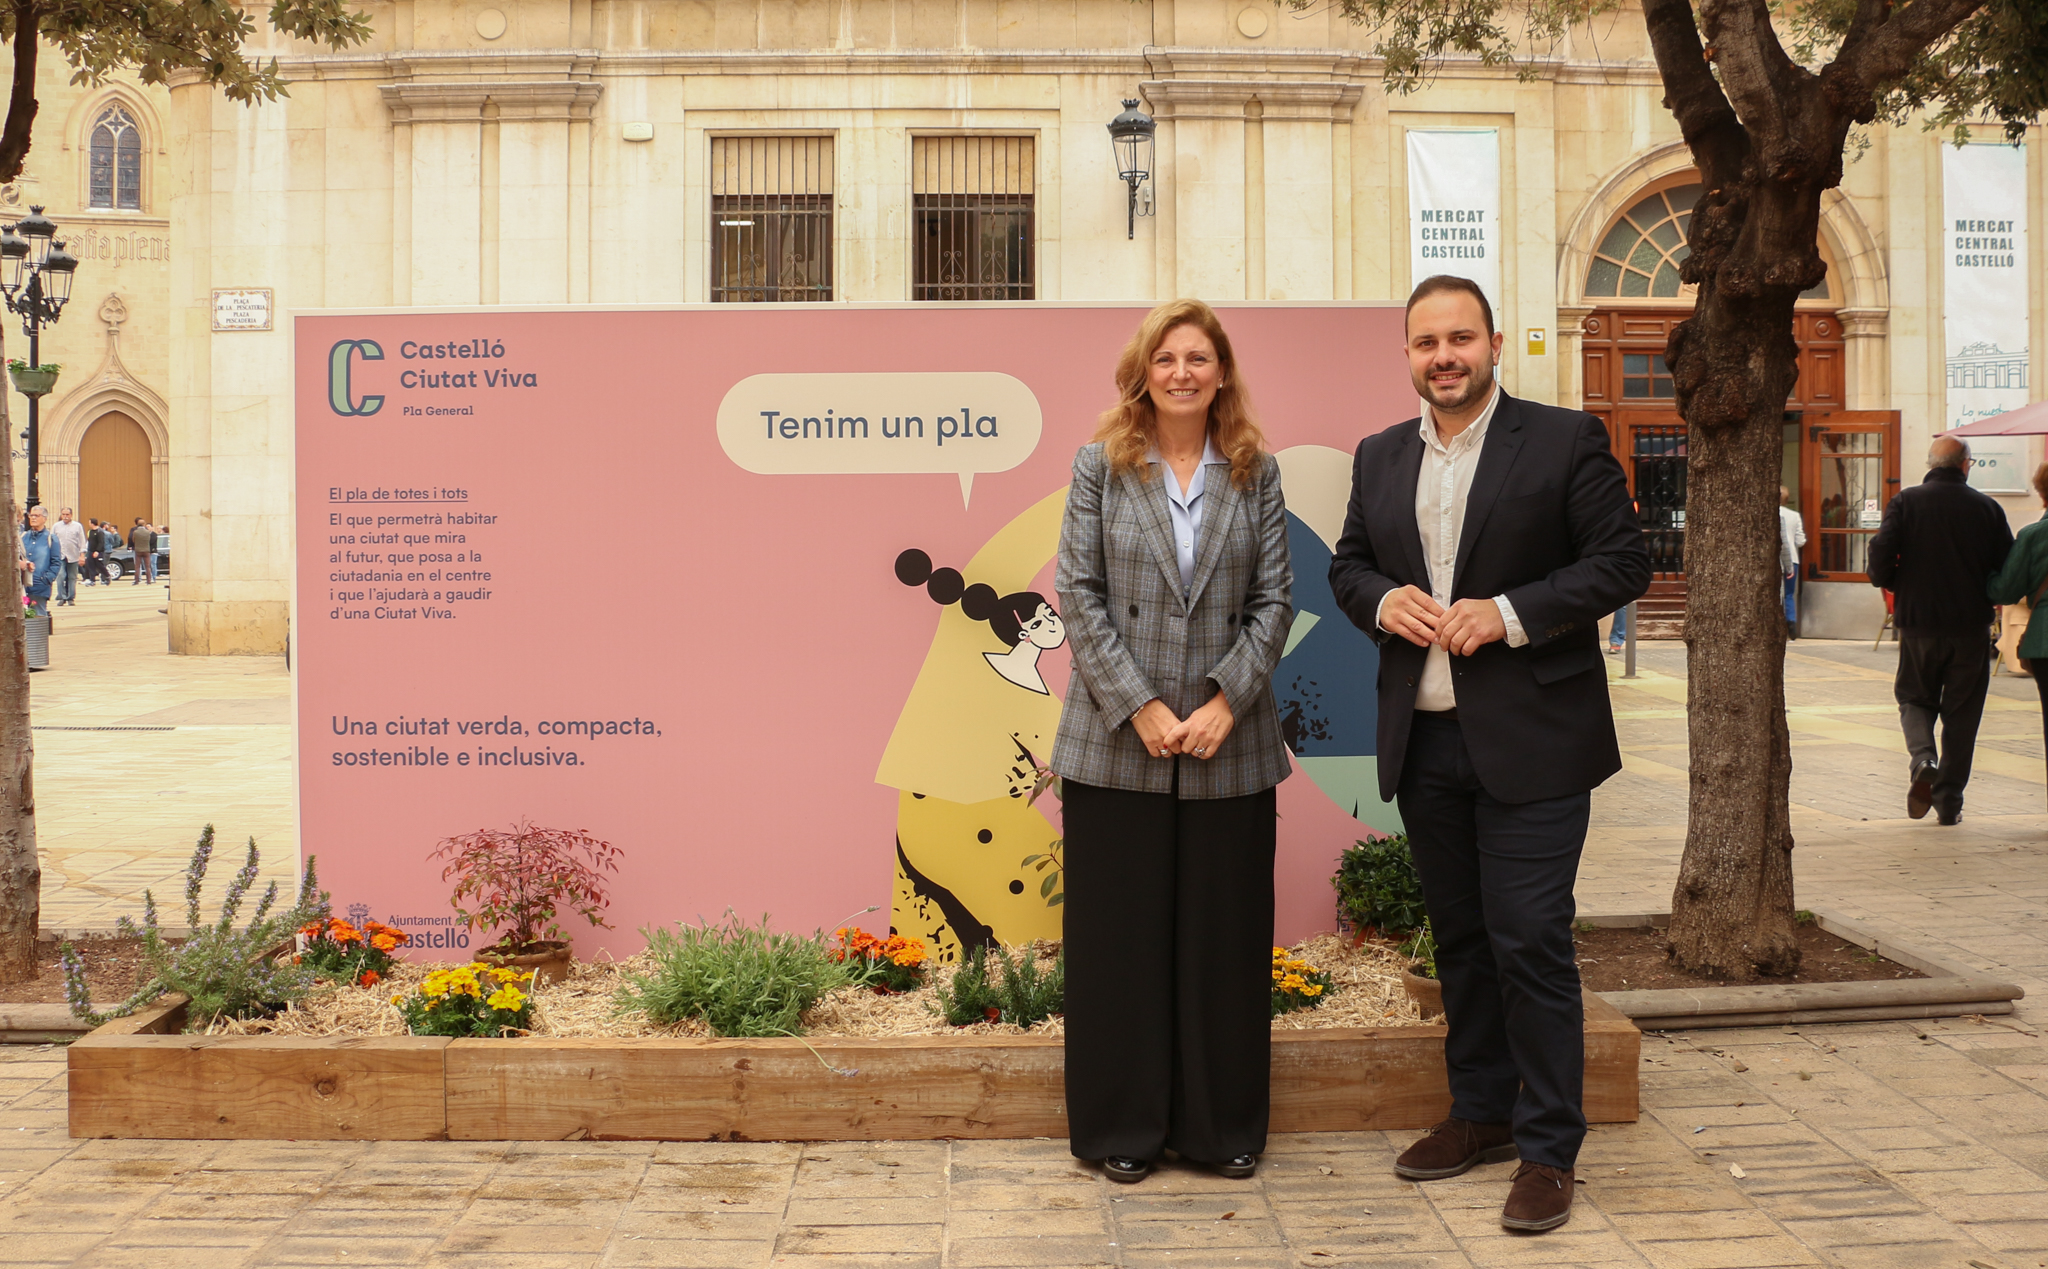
[1421, 358, 1494, 413]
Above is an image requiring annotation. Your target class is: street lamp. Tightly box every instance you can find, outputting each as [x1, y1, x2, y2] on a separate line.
[1107, 98, 1156, 240]
[1, 205, 77, 519]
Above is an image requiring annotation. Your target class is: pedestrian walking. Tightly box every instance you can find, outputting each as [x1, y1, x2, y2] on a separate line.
[18, 505, 59, 616]
[1328, 275, 1650, 1234]
[1988, 461, 2048, 790]
[1052, 299, 1294, 1186]
[50, 507, 86, 605]
[1868, 434, 2013, 824]
[81, 519, 108, 584]
[128, 517, 157, 585]
[1780, 486, 1806, 639]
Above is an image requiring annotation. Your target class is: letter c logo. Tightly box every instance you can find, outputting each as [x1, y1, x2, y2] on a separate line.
[329, 340, 385, 417]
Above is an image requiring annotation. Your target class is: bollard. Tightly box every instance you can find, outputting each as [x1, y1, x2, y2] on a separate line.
[1622, 599, 1638, 679]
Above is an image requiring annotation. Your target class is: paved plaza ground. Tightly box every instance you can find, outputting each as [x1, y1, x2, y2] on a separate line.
[4, 585, 2048, 1267]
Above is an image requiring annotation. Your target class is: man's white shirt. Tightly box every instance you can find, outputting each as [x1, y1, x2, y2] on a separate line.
[1373, 383, 1529, 711]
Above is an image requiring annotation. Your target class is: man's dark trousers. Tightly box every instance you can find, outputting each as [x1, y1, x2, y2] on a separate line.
[1399, 712, 1590, 1171]
[1896, 634, 1991, 819]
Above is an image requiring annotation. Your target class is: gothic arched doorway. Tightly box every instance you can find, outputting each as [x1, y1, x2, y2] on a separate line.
[77, 411, 153, 534]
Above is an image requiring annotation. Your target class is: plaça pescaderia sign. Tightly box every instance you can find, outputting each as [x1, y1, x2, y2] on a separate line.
[295, 304, 1415, 961]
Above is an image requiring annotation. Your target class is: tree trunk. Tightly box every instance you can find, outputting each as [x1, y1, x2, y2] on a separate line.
[1665, 278, 1802, 978]
[0, 321, 39, 985]
[0, 3, 39, 185]
[1661, 158, 1838, 977]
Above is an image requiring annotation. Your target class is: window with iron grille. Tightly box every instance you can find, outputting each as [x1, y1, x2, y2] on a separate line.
[711, 137, 834, 303]
[912, 137, 1034, 301]
[89, 105, 143, 211]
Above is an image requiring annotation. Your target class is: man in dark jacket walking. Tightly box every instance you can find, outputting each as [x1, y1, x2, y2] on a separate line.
[1868, 435, 2013, 824]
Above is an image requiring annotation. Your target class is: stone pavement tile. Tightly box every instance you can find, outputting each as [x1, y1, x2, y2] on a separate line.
[650, 1142, 805, 1166]
[97, 1216, 288, 1246]
[0, 1232, 107, 1262]
[785, 1198, 968, 1227]
[308, 1183, 487, 1210]
[283, 1210, 466, 1239]
[437, 1224, 618, 1256]
[31, 1154, 194, 1186]
[1949, 1219, 2048, 1253]
[258, 1234, 440, 1265]
[169, 1141, 358, 1171]
[163, 1167, 337, 1197]
[456, 1197, 629, 1228]
[938, 1161, 1086, 1190]
[1626, 1234, 1825, 1268]
[1279, 1254, 1477, 1269]
[943, 1207, 1109, 1238]
[335, 1161, 503, 1186]
[641, 1160, 799, 1191]
[1114, 1253, 1295, 1269]
[483, 1174, 644, 1203]
[52, 1249, 263, 1269]
[627, 1188, 788, 1215]
[1109, 1217, 1285, 1250]
[600, 1237, 774, 1267]
[0, 1185, 165, 1230]
[1909, 1190, 2048, 1223]
[1607, 1209, 1785, 1241]
[1275, 1219, 1461, 1255]
[1112, 1192, 1271, 1221]
[1778, 1210, 2005, 1249]
[758, 1255, 939, 1268]
[1261, 1194, 1439, 1227]
[1741, 1184, 1927, 1219]
[774, 1224, 944, 1256]
[944, 1183, 1103, 1211]
[1440, 1227, 1649, 1267]
[1569, 1180, 1754, 1215]
[942, 1234, 1123, 1267]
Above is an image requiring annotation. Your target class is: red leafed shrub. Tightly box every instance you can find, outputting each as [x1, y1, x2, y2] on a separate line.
[429, 821, 623, 953]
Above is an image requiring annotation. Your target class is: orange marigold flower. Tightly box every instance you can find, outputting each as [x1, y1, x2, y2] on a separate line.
[359, 970, 382, 987]
[370, 933, 399, 952]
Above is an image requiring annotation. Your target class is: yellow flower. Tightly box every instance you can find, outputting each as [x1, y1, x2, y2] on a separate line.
[486, 985, 526, 1011]
[1302, 984, 1325, 997]
[1271, 969, 1284, 981]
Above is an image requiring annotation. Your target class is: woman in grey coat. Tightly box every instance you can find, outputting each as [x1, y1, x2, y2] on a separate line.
[1051, 298, 1294, 1183]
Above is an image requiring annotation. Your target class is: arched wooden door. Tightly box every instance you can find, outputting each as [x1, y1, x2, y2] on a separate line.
[77, 411, 153, 533]
[1578, 178, 1846, 635]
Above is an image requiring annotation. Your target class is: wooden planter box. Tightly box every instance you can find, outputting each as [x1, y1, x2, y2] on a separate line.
[68, 992, 1640, 1142]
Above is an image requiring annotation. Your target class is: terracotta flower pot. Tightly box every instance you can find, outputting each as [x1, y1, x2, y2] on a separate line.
[1402, 962, 1444, 1020]
[480, 938, 572, 987]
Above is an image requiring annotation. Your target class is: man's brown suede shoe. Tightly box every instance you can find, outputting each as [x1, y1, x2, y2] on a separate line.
[1500, 1162, 1574, 1232]
[1393, 1117, 1517, 1180]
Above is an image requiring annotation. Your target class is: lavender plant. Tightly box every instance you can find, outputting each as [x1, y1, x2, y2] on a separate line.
[61, 825, 331, 1031]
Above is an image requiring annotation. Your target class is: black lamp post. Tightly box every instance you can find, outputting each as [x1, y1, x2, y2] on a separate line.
[1107, 98, 1156, 240]
[2, 205, 78, 518]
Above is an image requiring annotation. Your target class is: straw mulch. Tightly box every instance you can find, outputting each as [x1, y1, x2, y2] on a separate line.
[203, 933, 1423, 1039]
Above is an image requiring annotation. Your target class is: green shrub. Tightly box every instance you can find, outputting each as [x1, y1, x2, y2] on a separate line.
[393, 962, 536, 1037]
[1399, 921, 1438, 980]
[1332, 834, 1428, 935]
[62, 825, 329, 1031]
[938, 944, 1063, 1028]
[616, 913, 854, 1037]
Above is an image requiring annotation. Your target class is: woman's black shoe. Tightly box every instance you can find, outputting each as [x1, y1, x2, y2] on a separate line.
[1102, 1157, 1152, 1183]
[1213, 1154, 1258, 1179]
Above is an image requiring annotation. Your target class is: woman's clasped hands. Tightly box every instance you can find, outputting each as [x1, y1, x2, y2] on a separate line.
[1131, 693, 1236, 760]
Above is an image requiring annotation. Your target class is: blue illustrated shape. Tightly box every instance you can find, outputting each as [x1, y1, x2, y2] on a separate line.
[1269, 512, 1402, 832]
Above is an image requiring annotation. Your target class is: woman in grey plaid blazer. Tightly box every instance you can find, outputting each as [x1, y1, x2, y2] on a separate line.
[1051, 300, 1294, 1184]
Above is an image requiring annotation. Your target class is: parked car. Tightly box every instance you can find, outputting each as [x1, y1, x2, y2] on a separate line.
[102, 531, 170, 582]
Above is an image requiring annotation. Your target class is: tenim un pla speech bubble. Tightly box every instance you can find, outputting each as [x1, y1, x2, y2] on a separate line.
[717, 372, 1043, 506]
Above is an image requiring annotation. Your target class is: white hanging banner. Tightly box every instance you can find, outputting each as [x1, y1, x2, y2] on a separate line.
[1407, 129, 1503, 317]
[1943, 142, 2031, 492]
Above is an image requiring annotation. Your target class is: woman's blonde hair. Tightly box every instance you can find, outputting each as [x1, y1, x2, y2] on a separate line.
[1094, 299, 1268, 489]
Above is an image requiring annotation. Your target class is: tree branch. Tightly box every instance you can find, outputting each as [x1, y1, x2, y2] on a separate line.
[1640, 0, 1746, 176]
[1827, 0, 1986, 112]
[1700, 0, 1818, 163]
[0, 0, 40, 185]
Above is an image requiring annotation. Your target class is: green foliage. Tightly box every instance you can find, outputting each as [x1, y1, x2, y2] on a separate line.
[61, 825, 329, 1031]
[1793, 909, 1818, 927]
[1399, 921, 1439, 980]
[6, 0, 373, 103]
[1332, 835, 1429, 936]
[6, 359, 57, 373]
[1772, 0, 2048, 144]
[1284, 0, 1619, 93]
[938, 944, 1002, 1025]
[616, 913, 854, 1038]
[938, 944, 1064, 1028]
[1019, 839, 1065, 908]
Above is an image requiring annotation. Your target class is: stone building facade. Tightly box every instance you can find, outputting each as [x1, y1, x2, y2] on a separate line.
[7, 0, 2046, 650]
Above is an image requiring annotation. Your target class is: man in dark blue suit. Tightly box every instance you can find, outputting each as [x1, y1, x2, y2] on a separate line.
[1329, 276, 1650, 1233]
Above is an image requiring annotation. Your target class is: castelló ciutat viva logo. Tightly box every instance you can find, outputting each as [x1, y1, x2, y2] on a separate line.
[329, 339, 386, 417]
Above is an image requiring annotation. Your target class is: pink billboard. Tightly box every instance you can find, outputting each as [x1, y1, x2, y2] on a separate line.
[294, 303, 1412, 960]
